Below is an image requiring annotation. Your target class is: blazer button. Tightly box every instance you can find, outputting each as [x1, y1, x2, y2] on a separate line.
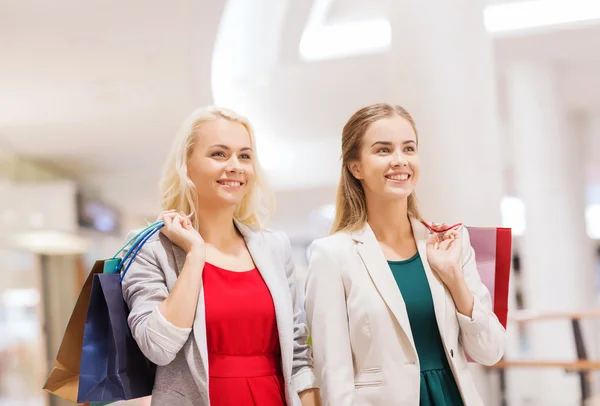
[450, 349, 454, 358]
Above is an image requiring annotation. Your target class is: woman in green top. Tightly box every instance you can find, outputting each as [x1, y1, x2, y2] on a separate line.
[305, 103, 506, 405]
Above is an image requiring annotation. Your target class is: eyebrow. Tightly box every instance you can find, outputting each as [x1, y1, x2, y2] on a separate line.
[370, 140, 416, 147]
[209, 144, 253, 152]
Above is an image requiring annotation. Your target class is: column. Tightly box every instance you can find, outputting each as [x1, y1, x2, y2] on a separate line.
[583, 113, 600, 397]
[506, 62, 597, 406]
[386, 0, 504, 227]
[386, 2, 505, 405]
[40, 254, 82, 406]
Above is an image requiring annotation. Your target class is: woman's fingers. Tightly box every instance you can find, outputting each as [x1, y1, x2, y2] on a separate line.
[157, 209, 177, 221]
[163, 214, 173, 228]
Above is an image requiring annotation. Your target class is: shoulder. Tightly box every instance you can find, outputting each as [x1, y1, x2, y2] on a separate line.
[124, 227, 161, 248]
[244, 227, 294, 260]
[309, 231, 353, 257]
[244, 225, 288, 246]
[124, 227, 175, 257]
[261, 228, 290, 246]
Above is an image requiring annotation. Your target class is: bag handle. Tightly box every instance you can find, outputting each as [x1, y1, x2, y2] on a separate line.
[112, 220, 163, 259]
[101, 222, 164, 276]
[420, 220, 463, 234]
[118, 221, 162, 265]
[119, 225, 163, 282]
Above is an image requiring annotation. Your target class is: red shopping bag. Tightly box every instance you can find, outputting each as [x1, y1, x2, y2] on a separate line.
[466, 227, 512, 328]
[421, 222, 512, 328]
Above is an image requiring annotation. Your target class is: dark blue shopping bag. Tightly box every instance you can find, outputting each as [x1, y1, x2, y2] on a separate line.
[77, 222, 162, 403]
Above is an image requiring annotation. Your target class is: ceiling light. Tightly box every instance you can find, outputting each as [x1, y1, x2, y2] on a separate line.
[11, 230, 90, 255]
[299, 1, 600, 62]
[484, 0, 600, 34]
[300, 19, 391, 62]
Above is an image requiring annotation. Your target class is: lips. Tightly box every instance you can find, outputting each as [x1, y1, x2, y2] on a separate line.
[216, 179, 244, 187]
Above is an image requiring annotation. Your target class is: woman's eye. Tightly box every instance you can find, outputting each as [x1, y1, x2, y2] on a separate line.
[377, 148, 390, 153]
[240, 153, 252, 160]
[212, 151, 226, 157]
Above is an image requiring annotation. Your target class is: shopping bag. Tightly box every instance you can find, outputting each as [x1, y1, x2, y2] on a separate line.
[421, 222, 512, 328]
[44, 221, 163, 403]
[77, 224, 160, 402]
[466, 226, 512, 329]
[42, 260, 106, 402]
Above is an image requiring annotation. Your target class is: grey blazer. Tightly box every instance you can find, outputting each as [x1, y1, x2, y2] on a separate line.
[121, 219, 317, 405]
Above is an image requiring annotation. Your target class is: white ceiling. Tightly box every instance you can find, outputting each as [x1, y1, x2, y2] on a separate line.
[1, 0, 600, 231]
[0, 0, 225, 216]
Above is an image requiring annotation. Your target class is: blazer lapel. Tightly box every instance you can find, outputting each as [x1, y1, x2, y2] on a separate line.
[410, 218, 447, 340]
[234, 220, 293, 381]
[352, 224, 417, 357]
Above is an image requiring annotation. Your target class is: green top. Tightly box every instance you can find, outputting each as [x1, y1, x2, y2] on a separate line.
[388, 252, 464, 406]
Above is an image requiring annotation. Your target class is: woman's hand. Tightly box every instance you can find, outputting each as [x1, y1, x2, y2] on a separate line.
[299, 388, 321, 406]
[426, 224, 463, 288]
[158, 210, 205, 257]
[426, 223, 474, 317]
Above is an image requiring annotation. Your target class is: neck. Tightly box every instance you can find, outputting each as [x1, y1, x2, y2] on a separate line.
[366, 195, 412, 244]
[195, 204, 239, 247]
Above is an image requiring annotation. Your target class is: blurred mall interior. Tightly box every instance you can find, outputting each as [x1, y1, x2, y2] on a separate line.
[1, 0, 600, 405]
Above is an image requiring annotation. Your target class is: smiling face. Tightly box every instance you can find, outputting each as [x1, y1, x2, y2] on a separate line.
[348, 114, 420, 203]
[187, 118, 255, 209]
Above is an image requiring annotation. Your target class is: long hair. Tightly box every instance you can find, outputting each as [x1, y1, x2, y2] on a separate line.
[159, 106, 274, 230]
[331, 103, 422, 234]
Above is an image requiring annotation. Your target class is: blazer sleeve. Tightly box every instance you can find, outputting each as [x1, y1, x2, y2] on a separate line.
[121, 231, 192, 366]
[305, 239, 355, 406]
[278, 232, 318, 393]
[455, 226, 507, 365]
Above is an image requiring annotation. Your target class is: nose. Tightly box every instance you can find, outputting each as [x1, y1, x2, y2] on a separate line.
[391, 150, 408, 167]
[226, 154, 243, 174]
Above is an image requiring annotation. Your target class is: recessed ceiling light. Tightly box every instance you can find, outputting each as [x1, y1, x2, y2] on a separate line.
[299, 0, 600, 62]
[484, 0, 600, 34]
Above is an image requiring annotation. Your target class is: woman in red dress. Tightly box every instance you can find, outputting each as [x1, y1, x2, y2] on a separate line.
[123, 106, 320, 406]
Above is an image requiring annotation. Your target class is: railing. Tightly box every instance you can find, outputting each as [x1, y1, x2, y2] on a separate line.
[490, 309, 600, 406]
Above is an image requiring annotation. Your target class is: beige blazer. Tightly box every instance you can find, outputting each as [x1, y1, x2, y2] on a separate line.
[305, 217, 506, 405]
[121, 220, 317, 406]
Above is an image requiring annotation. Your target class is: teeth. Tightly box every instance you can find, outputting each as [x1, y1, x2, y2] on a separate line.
[220, 181, 242, 186]
[387, 174, 409, 181]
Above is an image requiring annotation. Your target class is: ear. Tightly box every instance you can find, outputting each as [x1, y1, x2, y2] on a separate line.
[347, 161, 364, 180]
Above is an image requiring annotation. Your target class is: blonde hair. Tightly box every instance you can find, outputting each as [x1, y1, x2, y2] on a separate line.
[160, 106, 274, 230]
[331, 103, 422, 234]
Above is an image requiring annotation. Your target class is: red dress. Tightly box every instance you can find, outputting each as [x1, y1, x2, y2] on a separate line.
[203, 262, 286, 406]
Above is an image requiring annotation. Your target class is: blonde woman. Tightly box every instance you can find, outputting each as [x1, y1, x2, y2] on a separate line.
[122, 106, 319, 406]
[305, 103, 506, 405]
